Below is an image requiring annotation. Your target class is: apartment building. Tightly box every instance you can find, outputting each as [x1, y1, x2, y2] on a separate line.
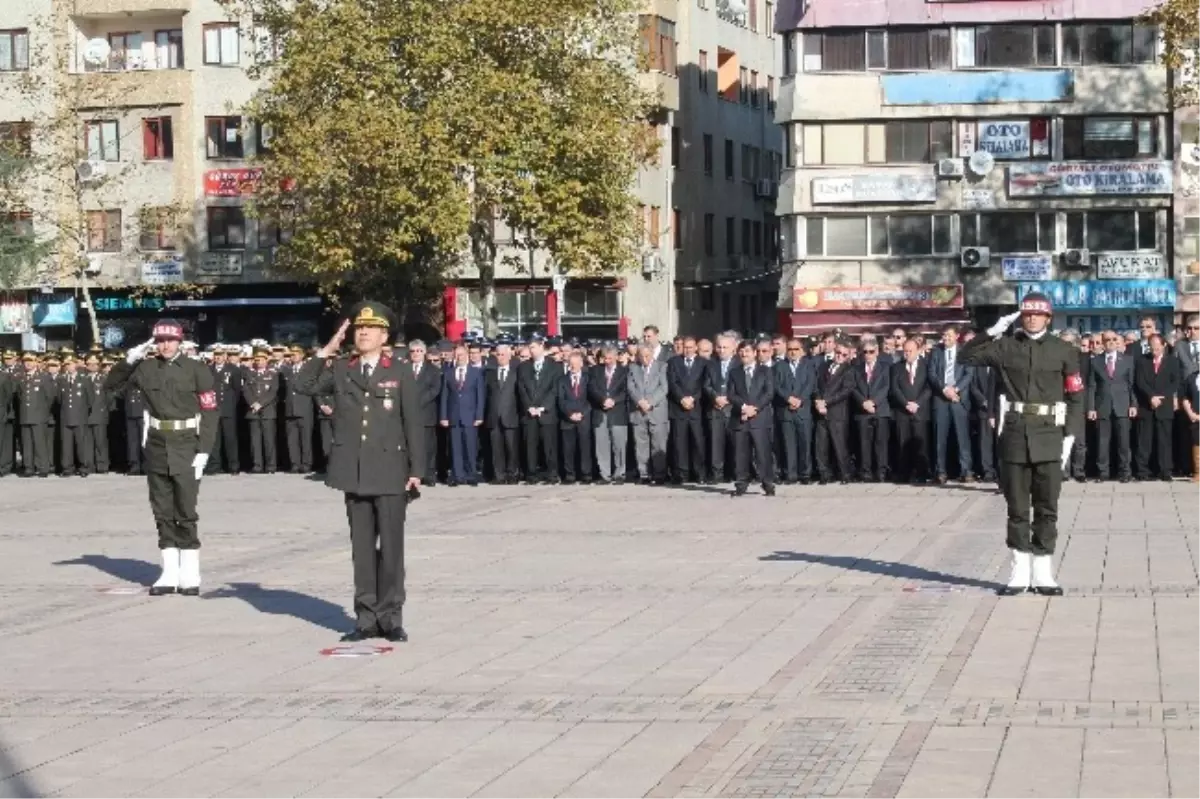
[444, 0, 783, 340]
[774, 0, 1188, 338]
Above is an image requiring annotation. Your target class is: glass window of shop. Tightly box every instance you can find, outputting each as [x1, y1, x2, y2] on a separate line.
[561, 287, 620, 339]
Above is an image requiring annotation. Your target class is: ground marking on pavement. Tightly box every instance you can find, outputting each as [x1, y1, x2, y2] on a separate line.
[97, 585, 144, 595]
[318, 644, 394, 658]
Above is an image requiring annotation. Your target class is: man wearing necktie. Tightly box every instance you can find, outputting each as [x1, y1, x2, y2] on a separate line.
[1087, 330, 1135, 482]
[1133, 333, 1181, 481]
[667, 337, 707, 483]
[439, 344, 485, 487]
[485, 344, 522, 484]
[730, 340, 774, 496]
[588, 346, 629, 484]
[928, 325, 974, 483]
[627, 344, 669, 483]
[406, 341, 443, 486]
[771, 337, 815, 484]
[517, 336, 561, 483]
[702, 334, 738, 484]
[557, 352, 593, 483]
[56, 355, 93, 477]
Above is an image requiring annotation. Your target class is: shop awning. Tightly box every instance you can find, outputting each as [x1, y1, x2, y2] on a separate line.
[790, 309, 971, 335]
[165, 297, 322, 308]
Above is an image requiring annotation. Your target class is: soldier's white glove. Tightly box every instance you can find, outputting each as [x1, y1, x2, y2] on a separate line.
[1060, 435, 1074, 471]
[192, 453, 208, 480]
[126, 338, 156, 364]
[987, 311, 1022, 339]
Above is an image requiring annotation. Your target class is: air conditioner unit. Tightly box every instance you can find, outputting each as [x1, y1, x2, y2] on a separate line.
[76, 160, 107, 183]
[641, 251, 659, 277]
[755, 178, 776, 198]
[1061, 248, 1091, 269]
[936, 158, 964, 179]
[83, 255, 103, 276]
[960, 246, 990, 269]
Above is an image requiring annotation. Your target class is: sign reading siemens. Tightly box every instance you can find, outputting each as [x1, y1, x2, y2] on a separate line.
[1017, 280, 1176, 310]
[1008, 161, 1173, 197]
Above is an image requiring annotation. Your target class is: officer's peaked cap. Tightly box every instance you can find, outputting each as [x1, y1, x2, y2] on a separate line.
[347, 301, 397, 331]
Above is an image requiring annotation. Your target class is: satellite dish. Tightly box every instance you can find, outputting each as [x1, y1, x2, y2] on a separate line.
[725, 0, 748, 13]
[1184, 144, 1200, 167]
[83, 38, 111, 67]
[968, 150, 995, 176]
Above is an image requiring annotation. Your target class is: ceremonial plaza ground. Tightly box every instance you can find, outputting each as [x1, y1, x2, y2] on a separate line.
[0, 476, 1195, 798]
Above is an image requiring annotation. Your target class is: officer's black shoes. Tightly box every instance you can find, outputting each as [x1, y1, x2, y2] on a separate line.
[997, 585, 1029, 597]
[732, 483, 748, 497]
[340, 626, 381, 642]
[935, 474, 948, 484]
[962, 474, 977, 484]
[763, 484, 776, 497]
[383, 627, 408, 643]
[148, 585, 177, 596]
[1074, 475, 1087, 483]
[1119, 475, 1132, 483]
[1033, 585, 1064, 596]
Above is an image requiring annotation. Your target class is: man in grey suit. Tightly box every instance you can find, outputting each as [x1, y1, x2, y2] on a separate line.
[627, 344, 669, 483]
[1088, 329, 1136, 482]
[927, 325, 975, 482]
[588, 346, 629, 484]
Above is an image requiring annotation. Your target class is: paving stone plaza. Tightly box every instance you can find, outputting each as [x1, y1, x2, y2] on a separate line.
[0, 476, 1195, 797]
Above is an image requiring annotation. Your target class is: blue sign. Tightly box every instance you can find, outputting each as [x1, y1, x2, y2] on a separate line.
[882, 70, 1072, 106]
[1018, 280, 1177, 310]
[93, 296, 166, 312]
[31, 294, 77, 327]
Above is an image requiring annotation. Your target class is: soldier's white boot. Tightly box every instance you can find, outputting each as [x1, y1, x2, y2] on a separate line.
[1001, 550, 1031, 596]
[150, 548, 180, 596]
[179, 550, 201, 597]
[1031, 555, 1063, 596]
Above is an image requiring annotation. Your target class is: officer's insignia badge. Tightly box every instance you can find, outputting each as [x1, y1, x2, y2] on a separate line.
[379, 380, 398, 388]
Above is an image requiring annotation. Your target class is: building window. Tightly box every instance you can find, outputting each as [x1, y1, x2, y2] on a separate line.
[749, 0, 758, 33]
[1065, 210, 1156, 252]
[783, 32, 797, 76]
[105, 32, 144, 70]
[961, 212, 1056, 253]
[885, 120, 952, 163]
[742, 219, 752, 255]
[0, 122, 32, 158]
[704, 213, 715, 255]
[958, 24, 1055, 68]
[766, 75, 775, 112]
[703, 133, 713, 175]
[258, 209, 294, 247]
[698, 49, 708, 92]
[84, 120, 120, 162]
[749, 70, 759, 108]
[670, 125, 681, 168]
[138, 207, 176, 251]
[752, 221, 763, 256]
[1062, 116, 1158, 160]
[1062, 22, 1157, 65]
[725, 216, 736, 255]
[155, 29, 184, 69]
[717, 47, 739, 101]
[86, 210, 122, 252]
[724, 138, 734, 180]
[639, 16, 677, 75]
[1, 211, 33, 242]
[0, 30, 30, 72]
[143, 117, 173, 160]
[647, 205, 661, 247]
[203, 23, 240, 66]
[253, 19, 283, 63]
[806, 213, 954, 257]
[803, 30, 866, 71]
[207, 206, 246, 250]
[741, 144, 752, 180]
[766, 2, 775, 37]
[205, 116, 244, 159]
[738, 67, 749, 103]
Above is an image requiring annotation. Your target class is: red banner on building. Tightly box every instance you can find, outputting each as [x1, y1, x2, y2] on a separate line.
[203, 168, 264, 197]
[793, 284, 964, 312]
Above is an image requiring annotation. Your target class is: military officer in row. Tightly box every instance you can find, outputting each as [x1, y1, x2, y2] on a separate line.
[18, 352, 56, 477]
[960, 292, 1084, 596]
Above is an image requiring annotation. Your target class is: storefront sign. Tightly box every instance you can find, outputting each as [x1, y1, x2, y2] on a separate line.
[1008, 161, 1173, 197]
[204, 167, 264, 197]
[165, 297, 322, 308]
[0, 301, 31, 334]
[1062, 312, 1172, 334]
[198, 252, 244, 277]
[794, 284, 964, 312]
[1095, 252, 1166, 280]
[962, 188, 995, 210]
[978, 121, 1030, 159]
[1017, 279, 1177, 310]
[142, 259, 184, 285]
[93, 296, 166, 313]
[1001, 255, 1052, 282]
[31, 294, 77, 327]
[811, 174, 937, 204]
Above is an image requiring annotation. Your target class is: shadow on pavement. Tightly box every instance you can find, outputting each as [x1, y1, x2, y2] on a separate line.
[205, 582, 354, 633]
[0, 741, 38, 798]
[52, 555, 158, 586]
[758, 551, 1003, 591]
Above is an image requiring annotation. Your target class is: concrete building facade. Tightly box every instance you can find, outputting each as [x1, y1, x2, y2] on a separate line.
[774, 0, 1188, 338]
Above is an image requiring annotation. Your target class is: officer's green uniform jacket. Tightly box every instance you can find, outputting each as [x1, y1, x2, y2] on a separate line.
[959, 331, 1085, 464]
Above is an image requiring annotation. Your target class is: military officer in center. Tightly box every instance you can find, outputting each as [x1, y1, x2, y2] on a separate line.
[959, 292, 1084, 596]
[295, 301, 425, 643]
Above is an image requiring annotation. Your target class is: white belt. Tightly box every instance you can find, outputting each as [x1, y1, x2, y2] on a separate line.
[147, 415, 199, 431]
[1009, 401, 1067, 426]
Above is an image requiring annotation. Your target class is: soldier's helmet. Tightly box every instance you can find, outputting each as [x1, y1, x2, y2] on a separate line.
[1019, 292, 1053, 317]
[152, 319, 185, 341]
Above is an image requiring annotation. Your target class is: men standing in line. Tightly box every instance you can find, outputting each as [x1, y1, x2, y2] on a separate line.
[667, 337, 706, 483]
[1088, 329, 1136, 483]
[928, 325, 975, 483]
[56, 354, 92, 477]
[729, 339, 775, 497]
[851, 335, 890, 483]
[772, 338, 814, 485]
[0, 350, 16, 478]
[627, 344, 669, 484]
[485, 343, 521, 484]
[1134, 333, 1181, 481]
[703, 334, 737, 484]
[558, 352, 592, 484]
[209, 346, 242, 475]
[439, 344, 485, 487]
[83, 352, 111, 474]
[18, 353, 55, 478]
[316, 353, 336, 473]
[890, 338, 932, 484]
[407, 340, 442, 486]
[294, 303, 424, 643]
[517, 337, 561, 484]
[967, 339, 998, 484]
[124, 376, 146, 476]
[242, 348, 279, 474]
[588, 345, 628, 485]
[282, 345, 315, 474]
[814, 340, 854, 485]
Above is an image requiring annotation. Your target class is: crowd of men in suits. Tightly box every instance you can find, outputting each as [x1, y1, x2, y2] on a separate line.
[1, 314, 1197, 487]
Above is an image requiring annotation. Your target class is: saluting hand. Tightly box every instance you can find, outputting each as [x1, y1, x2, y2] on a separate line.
[318, 320, 350, 359]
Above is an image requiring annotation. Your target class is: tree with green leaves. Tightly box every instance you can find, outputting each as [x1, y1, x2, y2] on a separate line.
[1143, 0, 1199, 108]
[231, 0, 655, 335]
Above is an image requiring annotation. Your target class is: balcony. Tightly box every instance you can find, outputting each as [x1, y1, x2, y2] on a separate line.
[70, 0, 191, 16]
[639, 70, 679, 112]
[71, 67, 189, 107]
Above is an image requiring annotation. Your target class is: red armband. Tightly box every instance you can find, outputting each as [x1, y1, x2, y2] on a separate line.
[198, 390, 217, 410]
[1064, 373, 1084, 393]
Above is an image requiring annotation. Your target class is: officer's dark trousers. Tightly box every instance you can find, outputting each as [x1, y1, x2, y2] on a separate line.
[1095, 415, 1132, 478]
[0, 418, 14, 474]
[671, 416, 705, 480]
[422, 426, 438, 482]
[560, 421, 592, 481]
[894, 415, 929, 480]
[733, 425, 772, 488]
[319, 417, 333, 467]
[285, 416, 313, 471]
[19, 423, 50, 475]
[59, 424, 91, 473]
[489, 425, 519, 480]
[248, 417, 277, 471]
[125, 418, 143, 471]
[1002, 459, 1062, 556]
[522, 421, 559, 480]
[814, 418, 850, 479]
[87, 423, 108, 472]
[776, 416, 812, 481]
[144, 429, 200, 550]
[707, 412, 731, 480]
[1135, 415, 1173, 477]
[211, 416, 239, 472]
[855, 416, 890, 478]
[449, 423, 479, 482]
[974, 417, 996, 478]
[344, 492, 407, 632]
[933, 400, 972, 477]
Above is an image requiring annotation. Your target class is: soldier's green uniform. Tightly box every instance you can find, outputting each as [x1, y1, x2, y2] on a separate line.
[105, 320, 217, 596]
[960, 293, 1084, 595]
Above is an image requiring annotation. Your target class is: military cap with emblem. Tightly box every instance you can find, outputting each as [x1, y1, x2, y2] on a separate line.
[252, 347, 270, 358]
[20, 351, 36, 362]
[152, 319, 185, 341]
[1019, 291, 1054, 317]
[346, 300, 397, 330]
[288, 344, 304, 355]
[44, 353, 60, 365]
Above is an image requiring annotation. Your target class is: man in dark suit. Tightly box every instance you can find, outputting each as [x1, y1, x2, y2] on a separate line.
[1134, 333, 1181, 481]
[282, 346, 316, 473]
[517, 336, 561, 483]
[1088, 329, 1136, 482]
[850, 335, 890, 482]
[56, 355, 92, 476]
[407, 340, 442, 486]
[295, 302, 425, 643]
[439, 344, 486, 486]
[1059, 330, 1093, 482]
[772, 337, 815, 484]
[814, 338, 854, 484]
[729, 339, 775, 496]
[667, 337, 707, 483]
[207, 346, 242, 474]
[242, 348, 279, 473]
[890, 338, 932, 483]
[1125, 316, 1158, 357]
[485, 343, 521, 484]
[702, 333, 737, 483]
[124, 378, 146, 475]
[927, 325, 974, 483]
[966, 345, 998, 483]
[557, 352, 592, 483]
[588, 346, 628, 484]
